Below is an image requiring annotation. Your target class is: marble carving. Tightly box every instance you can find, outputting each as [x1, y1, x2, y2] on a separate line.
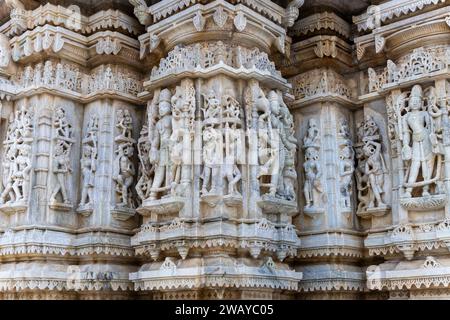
[0, 0, 449, 300]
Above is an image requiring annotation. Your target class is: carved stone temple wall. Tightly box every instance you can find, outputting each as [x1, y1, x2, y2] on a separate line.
[0, 0, 449, 300]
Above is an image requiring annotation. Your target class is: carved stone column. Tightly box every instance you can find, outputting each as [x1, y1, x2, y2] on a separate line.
[130, 0, 303, 299]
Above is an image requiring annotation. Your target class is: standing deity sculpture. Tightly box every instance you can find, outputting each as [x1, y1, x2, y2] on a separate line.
[170, 81, 195, 196]
[113, 142, 136, 207]
[222, 94, 242, 197]
[50, 108, 74, 208]
[200, 88, 223, 197]
[399, 84, 445, 201]
[149, 88, 173, 200]
[244, 82, 298, 207]
[354, 115, 389, 215]
[200, 89, 243, 202]
[338, 118, 354, 209]
[201, 125, 222, 195]
[303, 119, 323, 212]
[78, 116, 99, 212]
[113, 109, 136, 209]
[0, 106, 34, 211]
[50, 140, 73, 205]
[223, 121, 242, 197]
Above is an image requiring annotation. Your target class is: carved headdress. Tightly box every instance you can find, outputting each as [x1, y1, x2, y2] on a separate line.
[159, 88, 172, 103]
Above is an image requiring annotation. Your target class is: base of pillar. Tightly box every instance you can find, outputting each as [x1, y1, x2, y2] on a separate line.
[49, 201, 73, 212]
[138, 196, 185, 216]
[0, 201, 27, 215]
[257, 194, 298, 215]
[111, 206, 135, 221]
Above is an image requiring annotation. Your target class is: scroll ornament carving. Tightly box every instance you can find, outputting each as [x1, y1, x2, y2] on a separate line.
[366, 5, 381, 30]
[129, 0, 151, 25]
[355, 116, 389, 216]
[149, 34, 160, 53]
[283, 0, 305, 28]
[398, 84, 447, 210]
[77, 115, 99, 214]
[113, 109, 136, 211]
[49, 107, 75, 210]
[302, 119, 324, 215]
[374, 35, 385, 54]
[0, 106, 33, 212]
[338, 119, 354, 210]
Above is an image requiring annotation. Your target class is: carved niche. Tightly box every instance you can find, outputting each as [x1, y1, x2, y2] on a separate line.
[77, 115, 99, 216]
[49, 107, 75, 211]
[354, 115, 390, 218]
[0, 106, 34, 214]
[137, 80, 196, 217]
[302, 118, 325, 217]
[337, 118, 354, 212]
[200, 87, 243, 207]
[112, 109, 136, 220]
[396, 84, 447, 211]
[245, 80, 298, 216]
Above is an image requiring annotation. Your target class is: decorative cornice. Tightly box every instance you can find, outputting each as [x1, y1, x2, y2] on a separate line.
[353, 0, 447, 32]
[289, 67, 355, 106]
[131, 264, 302, 291]
[0, 4, 142, 37]
[132, 219, 300, 261]
[367, 257, 450, 291]
[146, 0, 290, 27]
[354, 5, 450, 60]
[366, 219, 450, 260]
[291, 12, 351, 39]
[9, 61, 144, 104]
[9, 25, 140, 67]
[299, 279, 365, 292]
[0, 228, 135, 258]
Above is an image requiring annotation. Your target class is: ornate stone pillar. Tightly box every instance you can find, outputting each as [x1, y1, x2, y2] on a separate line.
[356, 1, 450, 299]
[0, 3, 143, 299]
[130, 0, 303, 299]
[287, 12, 366, 298]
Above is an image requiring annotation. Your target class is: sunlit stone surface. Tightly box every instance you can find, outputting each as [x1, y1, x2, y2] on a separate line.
[0, 0, 449, 299]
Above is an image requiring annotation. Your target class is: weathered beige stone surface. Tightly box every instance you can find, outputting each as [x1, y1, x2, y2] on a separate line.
[0, 0, 449, 300]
